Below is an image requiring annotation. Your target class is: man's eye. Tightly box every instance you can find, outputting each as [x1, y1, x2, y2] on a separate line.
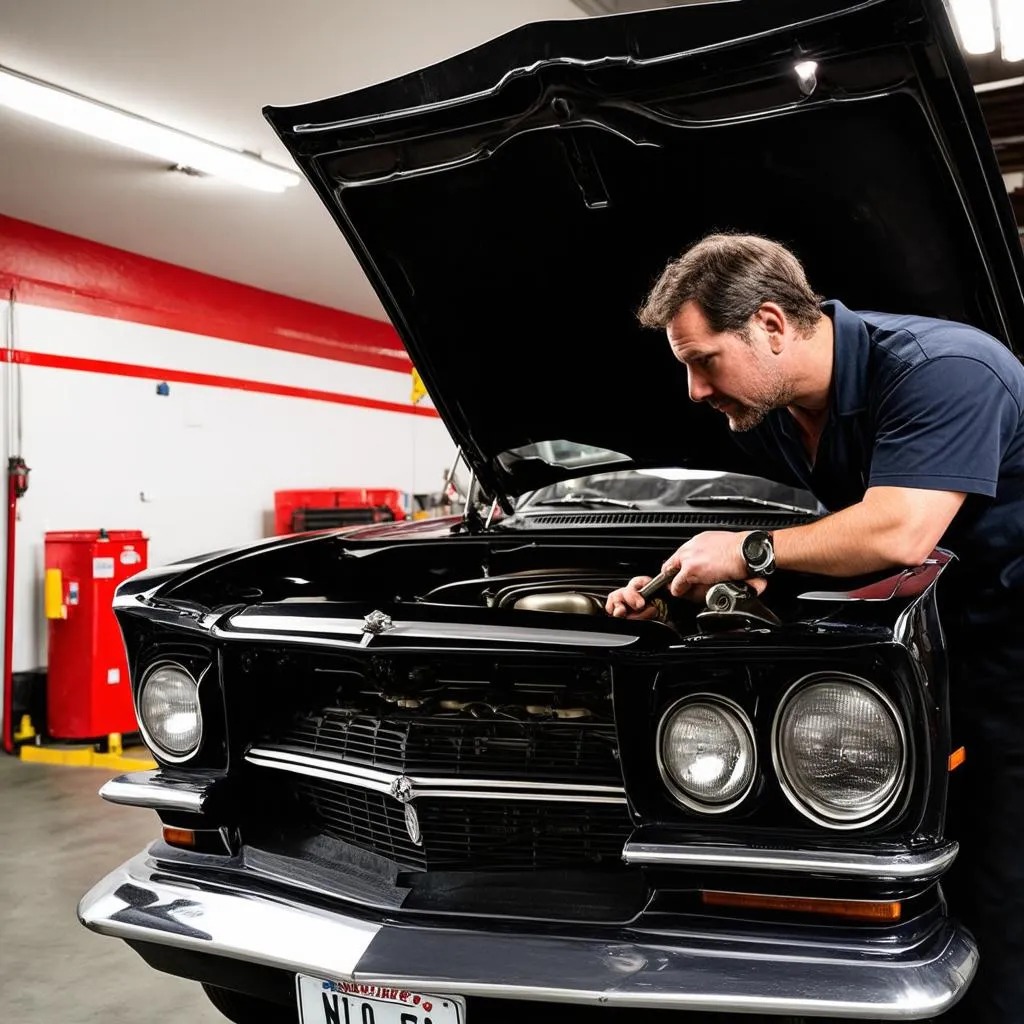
[697, 355, 714, 368]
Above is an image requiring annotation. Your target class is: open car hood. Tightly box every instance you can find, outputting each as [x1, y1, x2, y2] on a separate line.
[265, 0, 1024, 506]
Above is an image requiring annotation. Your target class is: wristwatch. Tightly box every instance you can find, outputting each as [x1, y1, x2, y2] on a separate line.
[741, 530, 776, 577]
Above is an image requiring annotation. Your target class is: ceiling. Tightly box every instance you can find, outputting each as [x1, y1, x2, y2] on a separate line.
[0, 0, 584, 320]
[0, 0, 1020, 324]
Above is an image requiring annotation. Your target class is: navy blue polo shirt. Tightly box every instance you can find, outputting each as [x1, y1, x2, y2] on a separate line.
[733, 300, 1024, 601]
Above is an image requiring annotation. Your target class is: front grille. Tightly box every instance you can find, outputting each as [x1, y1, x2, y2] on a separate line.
[296, 776, 632, 871]
[251, 654, 629, 874]
[276, 710, 622, 785]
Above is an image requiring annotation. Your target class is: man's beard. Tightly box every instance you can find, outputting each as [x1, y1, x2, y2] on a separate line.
[725, 401, 773, 432]
[720, 375, 792, 432]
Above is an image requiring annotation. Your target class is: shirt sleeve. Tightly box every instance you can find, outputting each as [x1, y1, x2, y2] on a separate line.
[868, 356, 1022, 496]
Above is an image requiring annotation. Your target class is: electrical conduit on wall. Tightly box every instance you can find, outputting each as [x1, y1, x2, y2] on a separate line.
[2, 291, 24, 752]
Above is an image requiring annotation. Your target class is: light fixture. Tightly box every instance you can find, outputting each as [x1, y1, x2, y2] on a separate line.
[950, 0, 997, 54]
[0, 66, 300, 193]
[998, 0, 1024, 62]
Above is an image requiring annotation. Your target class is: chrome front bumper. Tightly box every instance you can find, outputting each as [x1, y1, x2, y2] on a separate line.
[79, 847, 977, 1019]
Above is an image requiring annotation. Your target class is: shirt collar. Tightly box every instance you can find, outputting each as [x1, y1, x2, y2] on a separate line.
[821, 299, 870, 417]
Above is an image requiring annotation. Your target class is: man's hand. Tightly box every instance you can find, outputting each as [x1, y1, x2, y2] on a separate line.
[605, 532, 767, 618]
[605, 576, 667, 619]
[663, 531, 765, 598]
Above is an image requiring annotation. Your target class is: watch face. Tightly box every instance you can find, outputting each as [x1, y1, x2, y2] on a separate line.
[743, 531, 773, 573]
[743, 532, 768, 561]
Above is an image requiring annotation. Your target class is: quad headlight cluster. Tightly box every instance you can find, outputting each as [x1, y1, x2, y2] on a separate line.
[657, 673, 908, 828]
[136, 661, 205, 762]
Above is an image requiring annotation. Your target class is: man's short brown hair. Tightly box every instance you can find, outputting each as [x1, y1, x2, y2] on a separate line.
[637, 233, 824, 335]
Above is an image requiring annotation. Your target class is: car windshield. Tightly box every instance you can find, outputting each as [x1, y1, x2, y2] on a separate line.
[516, 467, 822, 513]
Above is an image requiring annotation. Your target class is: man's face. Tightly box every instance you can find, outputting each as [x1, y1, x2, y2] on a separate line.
[666, 300, 791, 431]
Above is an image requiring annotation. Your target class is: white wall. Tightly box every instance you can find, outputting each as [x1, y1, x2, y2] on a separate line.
[0, 298, 455, 686]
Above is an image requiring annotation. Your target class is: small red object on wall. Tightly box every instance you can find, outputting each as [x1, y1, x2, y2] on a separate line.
[44, 530, 148, 739]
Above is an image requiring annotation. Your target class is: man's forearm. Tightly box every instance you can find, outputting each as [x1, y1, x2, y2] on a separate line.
[772, 488, 961, 577]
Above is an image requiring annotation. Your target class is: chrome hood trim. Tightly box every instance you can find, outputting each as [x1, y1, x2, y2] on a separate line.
[216, 610, 638, 649]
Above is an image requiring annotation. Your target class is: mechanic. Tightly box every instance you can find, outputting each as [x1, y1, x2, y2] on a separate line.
[605, 232, 1024, 1024]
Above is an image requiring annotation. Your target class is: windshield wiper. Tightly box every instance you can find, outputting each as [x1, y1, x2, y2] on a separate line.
[532, 494, 640, 510]
[686, 494, 817, 514]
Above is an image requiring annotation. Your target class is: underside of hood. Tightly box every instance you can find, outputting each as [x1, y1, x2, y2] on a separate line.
[265, 0, 1024, 504]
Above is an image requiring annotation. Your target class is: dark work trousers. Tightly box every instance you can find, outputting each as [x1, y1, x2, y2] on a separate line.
[941, 606, 1024, 1022]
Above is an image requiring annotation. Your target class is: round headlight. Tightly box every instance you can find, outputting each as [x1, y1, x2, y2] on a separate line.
[657, 696, 756, 812]
[773, 674, 907, 828]
[138, 662, 203, 761]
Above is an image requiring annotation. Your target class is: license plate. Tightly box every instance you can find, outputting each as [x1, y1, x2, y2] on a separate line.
[296, 975, 466, 1024]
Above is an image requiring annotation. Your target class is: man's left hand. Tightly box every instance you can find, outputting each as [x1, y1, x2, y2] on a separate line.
[663, 531, 756, 598]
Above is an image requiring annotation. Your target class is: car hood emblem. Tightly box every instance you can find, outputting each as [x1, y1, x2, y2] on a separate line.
[362, 610, 394, 635]
[390, 775, 414, 803]
[389, 775, 422, 846]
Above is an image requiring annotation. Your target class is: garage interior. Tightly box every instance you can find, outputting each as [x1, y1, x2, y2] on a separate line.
[2, 1, 1023, 1021]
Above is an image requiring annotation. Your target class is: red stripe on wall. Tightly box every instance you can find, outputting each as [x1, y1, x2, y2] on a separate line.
[1, 348, 439, 419]
[0, 214, 411, 374]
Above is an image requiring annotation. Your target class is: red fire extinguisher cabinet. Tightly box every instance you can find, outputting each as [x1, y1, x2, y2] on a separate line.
[44, 530, 148, 739]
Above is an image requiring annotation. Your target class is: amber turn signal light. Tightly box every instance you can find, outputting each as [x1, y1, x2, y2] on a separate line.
[162, 826, 196, 849]
[701, 890, 901, 921]
[948, 746, 966, 772]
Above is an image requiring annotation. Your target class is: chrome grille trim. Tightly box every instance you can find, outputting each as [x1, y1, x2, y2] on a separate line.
[621, 841, 959, 880]
[247, 746, 628, 804]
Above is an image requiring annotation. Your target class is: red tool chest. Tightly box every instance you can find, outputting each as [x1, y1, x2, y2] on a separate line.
[273, 488, 407, 535]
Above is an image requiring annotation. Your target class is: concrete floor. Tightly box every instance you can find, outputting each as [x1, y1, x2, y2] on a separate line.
[0, 755, 852, 1024]
[0, 754, 225, 1023]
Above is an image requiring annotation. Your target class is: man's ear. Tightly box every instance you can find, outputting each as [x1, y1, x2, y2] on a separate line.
[754, 302, 787, 353]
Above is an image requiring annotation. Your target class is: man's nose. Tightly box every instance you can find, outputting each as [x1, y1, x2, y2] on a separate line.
[687, 368, 713, 403]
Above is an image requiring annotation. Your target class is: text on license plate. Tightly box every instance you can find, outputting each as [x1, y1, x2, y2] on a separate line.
[297, 975, 465, 1024]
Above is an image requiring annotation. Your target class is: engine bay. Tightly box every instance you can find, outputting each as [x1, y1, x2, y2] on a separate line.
[418, 567, 780, 631]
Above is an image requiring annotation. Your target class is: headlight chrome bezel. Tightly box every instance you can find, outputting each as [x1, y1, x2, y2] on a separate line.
[771, 672, 909, 830]
[656, 693, 758, 814]
[136, 659, 206, 764]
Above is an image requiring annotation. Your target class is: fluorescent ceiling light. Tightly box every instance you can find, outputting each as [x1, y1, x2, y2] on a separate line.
[998, 0, 1024, 62]
[974, 75, 1024, 92]
[950, 0, 997, 54]
[0, 66, 300, 193]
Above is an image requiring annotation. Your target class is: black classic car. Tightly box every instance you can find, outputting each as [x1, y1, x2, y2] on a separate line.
[79, 0, 1024, 1020]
